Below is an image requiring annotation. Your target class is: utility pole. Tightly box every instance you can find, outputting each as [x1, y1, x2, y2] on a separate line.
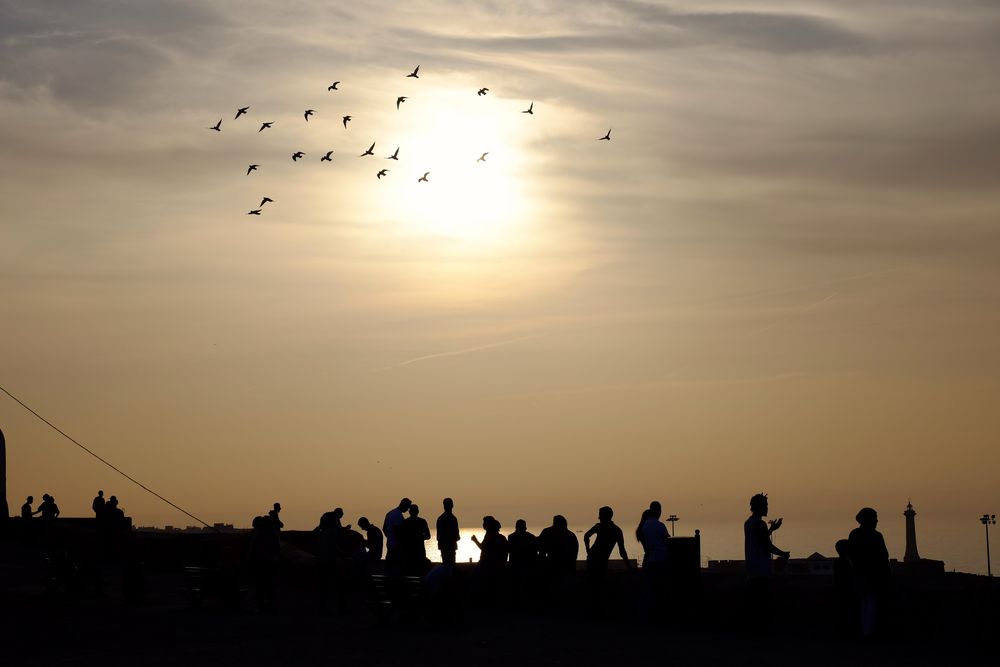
[0, 427, 8, 520]
[981, 514, 996, 577]
[667, 514, 679, 536]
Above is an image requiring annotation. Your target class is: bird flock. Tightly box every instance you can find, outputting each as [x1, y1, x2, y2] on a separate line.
[206, 65, 612, 217]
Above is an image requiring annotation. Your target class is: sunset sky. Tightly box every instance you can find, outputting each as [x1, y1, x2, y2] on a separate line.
[2, 1, 999, 539]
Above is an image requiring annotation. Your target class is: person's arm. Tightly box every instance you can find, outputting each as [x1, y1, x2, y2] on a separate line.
[583, 525, 597, 554]
[616, 531, 632, 568]
[421, 521, 430, 541]
[471, 534, 483, 550]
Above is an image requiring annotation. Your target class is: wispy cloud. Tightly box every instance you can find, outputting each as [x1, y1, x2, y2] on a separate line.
[377, 333, 544, 371]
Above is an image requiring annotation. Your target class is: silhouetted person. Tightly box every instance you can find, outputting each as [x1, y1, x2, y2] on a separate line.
[103, 495, 126, 528]
[269, 502, 284, 531]
[436, 498, 460, 567]
[538, 514, 578, 571]
[834, 538, 857, 637]
[635, 501, 661, 552]
[472, 516, 508, 604]
[401, 504, 431, 575]
[92, 490, 105, 516]
[640, 502, 670, 615]
[584, 506, 632, 614]
[744, 493, 790, 630]
[247, 515, 280, 613]
[508, 519, 538, 605]
[357, 517, 384, 564]
[20, 495, 35, 519]
[383, 498, 412, 571]
[848, 507, 890, 638]
[37, 494, 59, 519]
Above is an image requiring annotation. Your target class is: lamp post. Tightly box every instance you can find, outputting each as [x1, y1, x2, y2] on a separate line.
[981, 514, 996, 577]
[667, 514, 679, 536]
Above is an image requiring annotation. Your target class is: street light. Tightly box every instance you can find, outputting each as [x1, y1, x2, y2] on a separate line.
[667, 514, 679, 536]
[981, 514, 996, 577]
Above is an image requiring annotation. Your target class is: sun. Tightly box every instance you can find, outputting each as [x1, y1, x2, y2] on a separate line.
[370, 87, 535, 246]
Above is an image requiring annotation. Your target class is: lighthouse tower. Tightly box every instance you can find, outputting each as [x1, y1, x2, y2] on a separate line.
[903, 500, 921, 563]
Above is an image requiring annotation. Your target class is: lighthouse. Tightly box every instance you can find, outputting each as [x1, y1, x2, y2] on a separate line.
[903, 500, 921, 563]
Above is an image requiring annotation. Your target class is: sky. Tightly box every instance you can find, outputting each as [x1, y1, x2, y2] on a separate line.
[1, 1, 999, 545]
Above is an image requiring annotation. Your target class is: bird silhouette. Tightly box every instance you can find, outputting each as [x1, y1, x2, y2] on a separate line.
[235, 106, 249, 119]
[598, 128, 611, 141]
[478, 152, 489, 162]
[260, 197, 273, 207]
[248, 209, 262, 215]
[387, 147, 399, 160]
[418, 172, 430, 182]
[396, 96, 407, 109]
[304, 109, 315, 121]
[342, 115, 352, 129]
[377, 169, 389, 179]
[477, 88, 489, 96]
[321, 150, 334, 162]
[209, 119, 222, 131]
[522, 102, 533, 114]
[292, 151, 305, 161]
[327, 81, 340, 91]
[406, 65, 420, 78]
[247, 164, 259, 175]
[258, 121, 273, 132]
[360, 142, 375, 157]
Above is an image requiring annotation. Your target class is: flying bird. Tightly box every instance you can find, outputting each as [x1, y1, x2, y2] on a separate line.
[360, 142, 375, 157]
[304, 109, 314, 121]
[247, 164, 259, 175]
[209, 119, 222, 131]
[258, 121, 273, 132]
[477, 152, 488, 162]
[292, 151, 305, 161]
[260, 197, 273, 207]
[377, 169, 388, 179]
[522, 102, 533, 114]
[406, 65, 420, 78]
[387, 147, 399, 160]
[321, 150, 334, 162]
[396, 96, 407, 109]
[418, 172, 430, 182]
[248, 209, 262, 215]
[235, 106, 249, 119]
[342, 115, 352, 128]
[598, 128, 611, 141]
[327, 81, 340, 91]
[477, 88, 489, 96]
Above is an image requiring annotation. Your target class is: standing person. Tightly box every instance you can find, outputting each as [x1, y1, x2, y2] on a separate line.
[508, 519, 538, 606]
[744, 493, 790, 630]
[401, 504, 431, 575]
[537, 515, 579, 603]
[471, 516, 508, 605]
[268, 502, 284, 532]
[848, 508, 890, 638]
[635, 501, 661, 553]
[640, 502, 670, 616]
[583, 506, 633, 614]
[383, 498, 412, 571]
[436, 498, 460, 567]
[92, 490, 106, 516]
[247, 515, 280, 613]
[20, 495, 35, 519]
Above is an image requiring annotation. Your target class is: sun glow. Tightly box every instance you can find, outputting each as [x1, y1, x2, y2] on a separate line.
[368, 87, 536, 246]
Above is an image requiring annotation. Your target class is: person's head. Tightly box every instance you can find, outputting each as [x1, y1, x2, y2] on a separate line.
[835, 539, 850, 558]
[358, 517, 371, 530]
[252, 515, 267, 530]
[399, 498, 412, 512]
[98, 490, 104, 498]
[273, 502, 281, 512]
[649, 502, 662, 519]
[43, 494, 50, 501]
[598, 506, 614, 522]
[409, 504, 420, 517]
[856, 507, 878, 529]
[332, 507, 344, 520]
[515, 519, 527, 532]
[750, 493, 768, 516]
[553, 515, 568, 530]
[26, 495, 33, 503]
[109, 496, 119, 507]
[482, 515, 499, 532]
[443, 497, 454, 511]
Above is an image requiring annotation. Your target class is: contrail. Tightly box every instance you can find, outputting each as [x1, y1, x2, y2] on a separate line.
[378, 333, 543, 371]
[747, 291, 840, 336]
